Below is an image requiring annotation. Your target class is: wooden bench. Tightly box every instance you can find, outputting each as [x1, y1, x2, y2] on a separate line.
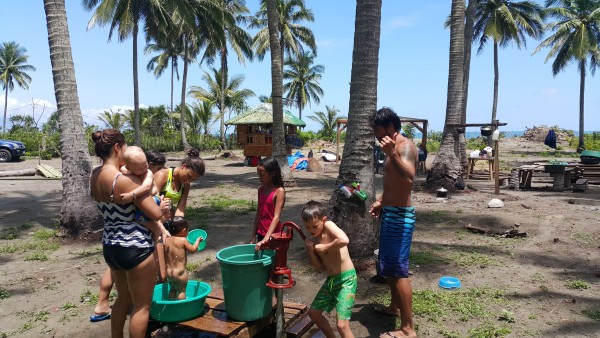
[150, 288, 320, 337]
[566, 164, 600, 184]
[467, 157, 495, 180]
[516, 165, 575, 191]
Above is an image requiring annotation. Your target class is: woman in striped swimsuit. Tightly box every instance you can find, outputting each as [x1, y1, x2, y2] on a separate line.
[90, 129, 168, 338]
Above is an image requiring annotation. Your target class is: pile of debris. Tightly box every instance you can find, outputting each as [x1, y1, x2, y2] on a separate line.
[522, 125, 572, 144]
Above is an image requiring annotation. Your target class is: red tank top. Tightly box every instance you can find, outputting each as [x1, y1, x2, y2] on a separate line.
[257, 186, 282, 237]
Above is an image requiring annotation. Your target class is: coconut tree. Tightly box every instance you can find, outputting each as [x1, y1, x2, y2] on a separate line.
[308, 105, 344, 141]
[534, 0, 600, 151]
[424, 0, 467, 190]
[0, 41, 36, 134]
[474, 0, 545, 130]
[251, 0, 317, 72]
[209, 0, 254, 147]
[44, 0, 103, 236]
[188, 67, 255, 141]
[145, 30, 183, 118]
[98, 109, 126, 131]
[328, 0, 381, 257]
[283, 51, 324, 120]
[266, 0, 295, 186]
[81, 0, 171, 146]
[190, 100, 216, 135]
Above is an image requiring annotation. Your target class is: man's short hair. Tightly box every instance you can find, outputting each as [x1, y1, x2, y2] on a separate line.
[369, 107, 401, 131]
[301, 200, 327, 221]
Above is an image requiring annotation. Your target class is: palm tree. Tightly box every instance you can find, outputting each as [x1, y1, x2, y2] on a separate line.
[308, 105, 343, 141]
[474, 0, 545, 128]
[266, 0, 295, 187]
[0, 41, 36, 134]
[191, 100, 216, 135]
[251, 0, 317, 72]
[283, 52, 324, 120]
[98, 109, 126, 131]
[424, 0, 466, 190]
[211, 0, 253, 147]
[44, 0, 102, 236]
[145, 31, 183, 117]
[188, 67, 255, 142]
[328, 0, 381, 258]
[534, 0, 600, 151]
[82, 0, 171, 146]
[259, 94, 273, 103]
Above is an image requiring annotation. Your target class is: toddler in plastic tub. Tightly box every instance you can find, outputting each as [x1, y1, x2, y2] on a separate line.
[164, 217, 203, 300]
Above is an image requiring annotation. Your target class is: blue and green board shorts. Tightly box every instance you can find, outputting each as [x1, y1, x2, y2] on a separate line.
[311, 269, 357, 320]
[378, 206, 415, 278]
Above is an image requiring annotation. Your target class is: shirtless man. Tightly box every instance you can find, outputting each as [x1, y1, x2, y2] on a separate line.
[164, 217, 202, 300]
[302, 200, 356, 338]
[369, 107, 418, 338]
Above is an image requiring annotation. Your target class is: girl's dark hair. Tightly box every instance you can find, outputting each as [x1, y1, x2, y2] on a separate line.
[301, 200, 326, 221]
[258, 157, 283, 188]
[369, 107, 401, 131]
[91, 129, 126, 159]
[145, 150, 166, 166]
[182, 148, 205, 176]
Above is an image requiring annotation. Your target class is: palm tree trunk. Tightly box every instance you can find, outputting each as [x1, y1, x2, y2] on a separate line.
[266, 0, 294, 186]
[424, 0, 465, 190]
[578, 59, 585, 151]
[279, 36, 285, 75]
[43, 0, 103, 237]
[488, 41, 499, 146]
[329, 0, 381, 258]
[133, 22, 141, 146]
[180, 38, 190, 149]
[3, 82, 8, 134]
[220, 48, 228, 149]
[298, 99, 303, 121]
[170, 56, 175, 125]
[459, 0, 476, 172]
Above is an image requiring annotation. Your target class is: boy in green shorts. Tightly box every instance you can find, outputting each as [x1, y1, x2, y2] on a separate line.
[301, 200, 357, 338]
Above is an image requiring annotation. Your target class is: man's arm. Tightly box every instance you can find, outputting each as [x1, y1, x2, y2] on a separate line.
[382, 135, 417, 179]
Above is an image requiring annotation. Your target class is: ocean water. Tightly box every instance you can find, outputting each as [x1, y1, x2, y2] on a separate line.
[412, 130, 597, 139]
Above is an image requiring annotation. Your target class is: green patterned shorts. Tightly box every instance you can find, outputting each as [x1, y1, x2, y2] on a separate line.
[311, 269, 357, 320]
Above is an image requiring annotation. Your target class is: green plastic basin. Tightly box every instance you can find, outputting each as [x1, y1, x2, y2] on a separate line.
[150, 280, 211, 322]
[187, 229, 207, 251]
[216, 244, 275, 321]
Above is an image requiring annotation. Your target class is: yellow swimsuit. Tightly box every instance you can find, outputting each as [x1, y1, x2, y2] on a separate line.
[161, 167, 183, 205]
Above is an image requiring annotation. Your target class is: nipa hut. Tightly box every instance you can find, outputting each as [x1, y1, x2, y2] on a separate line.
[225, 103, 306, 159]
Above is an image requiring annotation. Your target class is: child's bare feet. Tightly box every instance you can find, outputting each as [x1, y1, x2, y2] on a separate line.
[380, 330, 417, 338]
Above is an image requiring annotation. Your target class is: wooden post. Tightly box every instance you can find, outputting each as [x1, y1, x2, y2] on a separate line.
[494, 139, 499, 195]
[336, 120, 341, 163]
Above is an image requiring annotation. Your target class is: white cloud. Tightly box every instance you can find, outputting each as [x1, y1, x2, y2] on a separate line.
[386, 13, 421, 29]
[541, 88, 559, 96]
[317, 39, 335, 47]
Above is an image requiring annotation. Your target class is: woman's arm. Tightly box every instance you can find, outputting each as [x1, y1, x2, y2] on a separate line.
[114, 175, 162, 221]
[120, 169, 154, 203]
[174, 182, 191, 217]
[256, 187, 285, 247]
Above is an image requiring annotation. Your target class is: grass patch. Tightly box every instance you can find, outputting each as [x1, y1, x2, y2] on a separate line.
[80, 289, 98, 305]
[372, 286, 508, 324]
[451, 252, 498, 267]
[61, 302, 77, 310]
[571, 232, 596, 245]
[204, 195, 256, 212]
[72, 248, 102, 258]
[582, 309, 600, 321]
[25, 252, 49, 261]
[566, 279, 589, 290]
[0, 222, 34, 240]
[410, 251, 448, 266]
[32, 229, 56, 240]
[0, 288, 10, 299]
[467, 321, 511, 337]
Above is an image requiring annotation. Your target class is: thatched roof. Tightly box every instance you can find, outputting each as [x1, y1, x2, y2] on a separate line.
[225, 103, 306, 127]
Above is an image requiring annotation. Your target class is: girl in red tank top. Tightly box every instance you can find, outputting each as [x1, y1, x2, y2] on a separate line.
[251, 157, 286, 249]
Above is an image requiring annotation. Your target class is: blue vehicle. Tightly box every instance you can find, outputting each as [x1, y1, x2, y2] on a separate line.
[0, 139, 26, 162]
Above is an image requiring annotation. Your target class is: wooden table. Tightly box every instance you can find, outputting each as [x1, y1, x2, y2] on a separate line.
[156, 288, 317, 337]
[516, 165, 574, 191]
[467, 157, 495, 180]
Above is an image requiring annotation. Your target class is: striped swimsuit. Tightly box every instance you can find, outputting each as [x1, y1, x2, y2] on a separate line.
[98, 173, 154, 270]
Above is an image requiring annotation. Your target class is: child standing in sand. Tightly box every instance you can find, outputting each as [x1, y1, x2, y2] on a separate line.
[164, 216, 202, 300]
[301, 200, 356, 338]
[251, 157, 286, 249]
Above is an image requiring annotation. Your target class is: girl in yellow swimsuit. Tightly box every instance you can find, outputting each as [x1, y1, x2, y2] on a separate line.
[154, 148, 205, 221]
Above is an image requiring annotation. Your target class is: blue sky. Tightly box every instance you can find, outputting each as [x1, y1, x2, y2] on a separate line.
[1, 1, 598, 134]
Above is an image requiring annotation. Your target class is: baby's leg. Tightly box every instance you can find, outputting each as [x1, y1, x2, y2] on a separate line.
[176, 273, 189, 300]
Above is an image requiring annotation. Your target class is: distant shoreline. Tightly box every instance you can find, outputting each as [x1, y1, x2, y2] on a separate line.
[412, 130, 599, 139]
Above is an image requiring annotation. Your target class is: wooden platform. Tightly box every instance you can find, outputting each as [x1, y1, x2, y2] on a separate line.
[155, 288, 318, 337]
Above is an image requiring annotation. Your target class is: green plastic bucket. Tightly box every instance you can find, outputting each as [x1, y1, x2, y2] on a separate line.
[216, 244, 275, 321]
[150, 280, 211, 322]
